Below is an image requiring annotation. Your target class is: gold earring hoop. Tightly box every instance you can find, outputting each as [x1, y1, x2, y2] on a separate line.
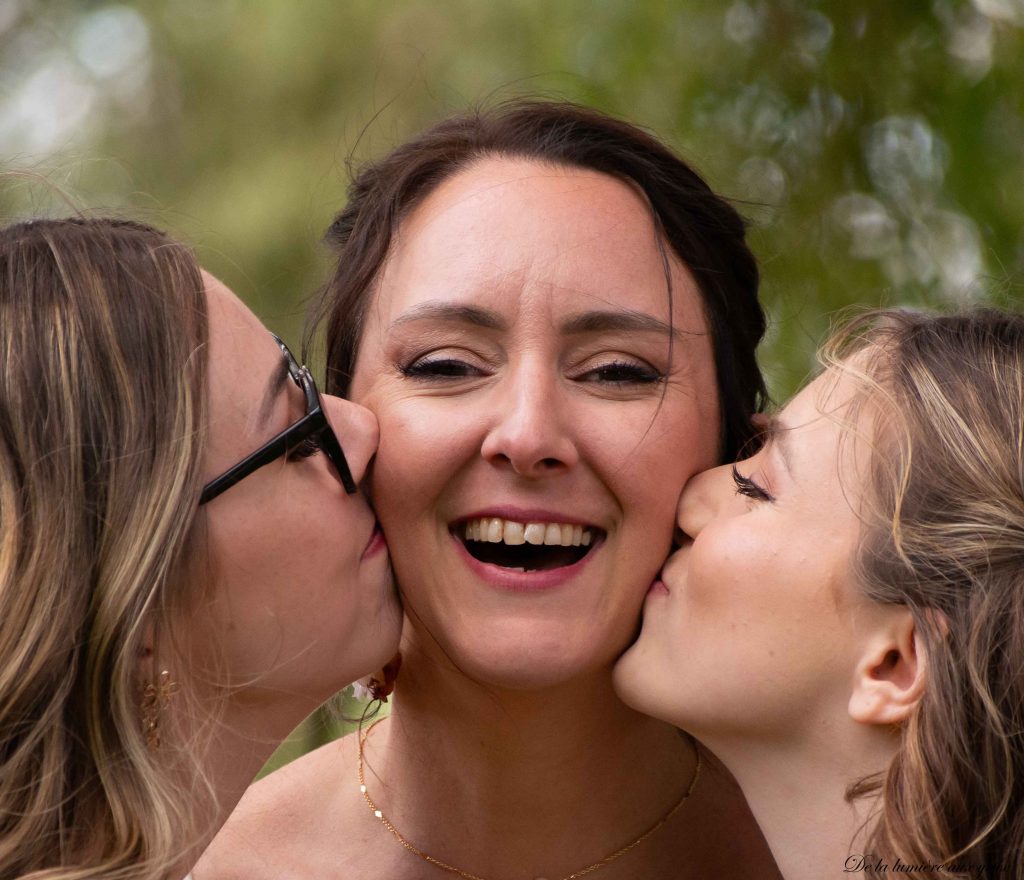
[141, 669, 178, 749]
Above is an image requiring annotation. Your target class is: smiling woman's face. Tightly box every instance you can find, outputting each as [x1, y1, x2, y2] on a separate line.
[350, 157, 720, 689]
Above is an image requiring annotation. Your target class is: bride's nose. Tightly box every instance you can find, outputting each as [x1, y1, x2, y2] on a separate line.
[479, 367, 579, 478]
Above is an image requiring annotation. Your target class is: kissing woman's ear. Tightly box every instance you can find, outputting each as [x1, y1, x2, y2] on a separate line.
[847, 607, 927, 726]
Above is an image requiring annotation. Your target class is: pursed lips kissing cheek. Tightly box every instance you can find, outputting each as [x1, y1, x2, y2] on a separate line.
[645, 544, 689, 596]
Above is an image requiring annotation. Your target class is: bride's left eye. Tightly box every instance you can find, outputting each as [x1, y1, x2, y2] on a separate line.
[731, 465, 774, 502]
[574, 359, 664, 386]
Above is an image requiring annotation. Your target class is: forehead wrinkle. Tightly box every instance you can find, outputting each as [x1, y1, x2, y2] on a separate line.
[517, 198, 663, 287]
[389, 301, 508, 332]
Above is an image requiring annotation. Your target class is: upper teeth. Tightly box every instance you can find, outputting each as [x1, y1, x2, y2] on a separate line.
[463, 517, 593, 547]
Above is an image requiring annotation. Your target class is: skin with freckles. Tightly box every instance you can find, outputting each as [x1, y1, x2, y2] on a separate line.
[351, 157, 721, 689]
[615, 366, 921, 880]
[615, 369, 878, 740]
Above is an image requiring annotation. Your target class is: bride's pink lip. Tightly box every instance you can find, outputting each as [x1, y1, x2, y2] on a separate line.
[361, 522, 387, 560]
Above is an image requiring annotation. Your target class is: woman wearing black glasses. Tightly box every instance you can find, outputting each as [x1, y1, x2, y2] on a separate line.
[0, 217, 403, 880]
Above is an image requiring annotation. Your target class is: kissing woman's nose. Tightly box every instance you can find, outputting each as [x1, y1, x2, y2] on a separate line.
[675, 463, 731, 539]
[322, 395, 379, 488]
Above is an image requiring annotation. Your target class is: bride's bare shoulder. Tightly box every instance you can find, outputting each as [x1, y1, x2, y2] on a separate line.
[193, 730, 367, 880]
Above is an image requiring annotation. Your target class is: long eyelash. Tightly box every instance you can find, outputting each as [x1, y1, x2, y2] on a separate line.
[731, 464, 774, 502]
[398, 359, 479, 379]
[286, 434, 323, 461]
[588, 362, 664, 384]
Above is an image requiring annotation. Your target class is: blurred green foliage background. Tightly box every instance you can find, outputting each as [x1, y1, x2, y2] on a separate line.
[2, 0, 1022, 760]
[3, 1, 1023, 393]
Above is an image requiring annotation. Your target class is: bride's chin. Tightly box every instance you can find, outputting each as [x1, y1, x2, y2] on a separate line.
[406, 626, 622, 693]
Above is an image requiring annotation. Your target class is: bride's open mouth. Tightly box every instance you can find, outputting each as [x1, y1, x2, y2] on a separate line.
[451, 516, 604, 572]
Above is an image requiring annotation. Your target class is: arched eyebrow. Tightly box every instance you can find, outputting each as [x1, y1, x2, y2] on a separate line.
[391, 302, 506, 331]
[755, 413, 794, 476]
[560, 309, 691, 344]
[257, 354, 292, 429]
[390, 301, 690, 343]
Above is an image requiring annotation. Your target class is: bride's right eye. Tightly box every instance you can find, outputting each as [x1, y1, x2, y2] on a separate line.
[400, 354, 488, 380]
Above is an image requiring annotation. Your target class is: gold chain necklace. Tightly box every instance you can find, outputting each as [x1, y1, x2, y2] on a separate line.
[357, 718, 701, 880]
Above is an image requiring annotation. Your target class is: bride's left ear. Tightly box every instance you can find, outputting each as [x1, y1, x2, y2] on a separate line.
[848, 608, 926, 726]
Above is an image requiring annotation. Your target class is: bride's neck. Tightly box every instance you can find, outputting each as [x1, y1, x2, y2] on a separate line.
[389, 645, 683, 758]
[363, 646, 696, 876]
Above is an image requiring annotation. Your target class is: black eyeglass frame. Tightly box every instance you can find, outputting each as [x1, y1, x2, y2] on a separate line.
[199, 334, 357, 505]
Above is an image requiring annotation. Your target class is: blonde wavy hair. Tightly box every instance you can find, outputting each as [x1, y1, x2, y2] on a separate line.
[0, 218, 210, 879]
[827, 308, 1024, 878]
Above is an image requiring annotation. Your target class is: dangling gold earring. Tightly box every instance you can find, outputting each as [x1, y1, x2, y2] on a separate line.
[141, 669, 178, 749]
[366, 652, 403, 703]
